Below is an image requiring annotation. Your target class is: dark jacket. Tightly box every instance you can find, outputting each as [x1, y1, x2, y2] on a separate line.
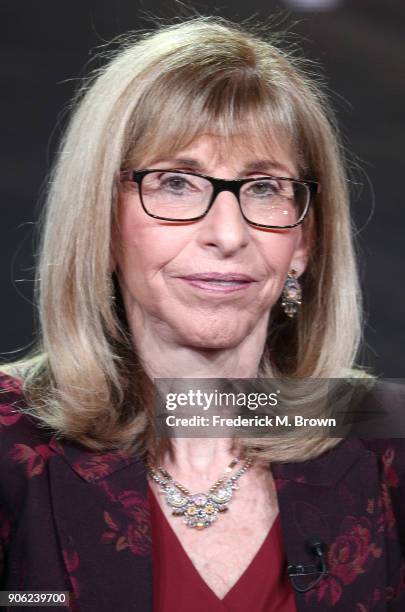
[1, 372, 404, 611]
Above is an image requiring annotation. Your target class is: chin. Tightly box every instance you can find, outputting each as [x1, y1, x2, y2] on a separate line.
[176, 321, 253, 350]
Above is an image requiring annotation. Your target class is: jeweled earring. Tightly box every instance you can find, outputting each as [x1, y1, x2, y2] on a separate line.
[281, 269, 302, 318]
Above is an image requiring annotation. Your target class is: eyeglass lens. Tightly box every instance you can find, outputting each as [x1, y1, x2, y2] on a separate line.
[139, 171, 309, 226]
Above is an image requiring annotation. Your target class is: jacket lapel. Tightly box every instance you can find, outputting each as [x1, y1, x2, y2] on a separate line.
[48, 437, 152, 612]
[272, 439, 387, 610]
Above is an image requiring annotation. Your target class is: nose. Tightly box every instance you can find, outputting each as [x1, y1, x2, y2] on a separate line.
[196, 189, 250, 256]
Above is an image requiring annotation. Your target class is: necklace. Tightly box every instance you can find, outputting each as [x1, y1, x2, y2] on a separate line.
[146, 456, 254, 530]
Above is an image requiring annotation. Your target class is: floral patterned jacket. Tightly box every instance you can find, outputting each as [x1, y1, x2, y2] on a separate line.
[1, 372, 405, 611]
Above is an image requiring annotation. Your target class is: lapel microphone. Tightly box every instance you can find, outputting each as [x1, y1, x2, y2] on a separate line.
[287, 538, 328, 593]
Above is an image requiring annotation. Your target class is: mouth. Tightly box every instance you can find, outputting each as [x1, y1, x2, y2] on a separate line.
[177, 272, 257, 294]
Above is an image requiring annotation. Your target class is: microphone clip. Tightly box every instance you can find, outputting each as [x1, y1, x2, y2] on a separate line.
[287, 538, 328, 593]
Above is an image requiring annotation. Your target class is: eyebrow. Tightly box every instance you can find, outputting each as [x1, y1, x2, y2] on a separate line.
[148, 157, 296, 177]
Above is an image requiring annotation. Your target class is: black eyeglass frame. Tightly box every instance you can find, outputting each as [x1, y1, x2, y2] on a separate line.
[119, 168, 321, 229]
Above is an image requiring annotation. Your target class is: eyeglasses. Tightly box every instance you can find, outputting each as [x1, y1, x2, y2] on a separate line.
[119, 169, 320, 229]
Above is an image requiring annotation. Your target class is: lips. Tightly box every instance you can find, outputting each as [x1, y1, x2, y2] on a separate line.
[177, 272, 257, 294]
[179, 272, 256, 282]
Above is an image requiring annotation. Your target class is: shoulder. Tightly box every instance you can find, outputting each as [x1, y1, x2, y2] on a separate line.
[359, 438, 405, 492]
[0, 371, 52, 450]
[0, 370, 24, 401]
[0, 372, 56, 504]
[344, 378, 405, 463]
[0, 371, 28, 442]
[357, 378, 405, 466]
[0, 372, 141, 489]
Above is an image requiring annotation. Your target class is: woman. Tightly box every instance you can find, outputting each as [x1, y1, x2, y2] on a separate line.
[1, 16, 404, 612]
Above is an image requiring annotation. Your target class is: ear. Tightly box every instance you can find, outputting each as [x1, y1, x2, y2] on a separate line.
[290, 220, 313, 278]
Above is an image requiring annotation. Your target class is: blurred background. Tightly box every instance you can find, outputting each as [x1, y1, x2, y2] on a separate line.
[1, 0, 404, 375]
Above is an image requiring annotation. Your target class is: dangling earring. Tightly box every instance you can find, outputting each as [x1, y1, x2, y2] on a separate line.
[281, 269, 302, 318]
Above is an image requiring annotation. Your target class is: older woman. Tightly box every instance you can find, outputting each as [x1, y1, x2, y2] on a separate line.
[1, 16, 404, 612]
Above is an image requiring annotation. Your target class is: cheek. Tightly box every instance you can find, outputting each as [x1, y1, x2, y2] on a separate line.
[258, 231, 300, 276]
[116, 198, 187, 283]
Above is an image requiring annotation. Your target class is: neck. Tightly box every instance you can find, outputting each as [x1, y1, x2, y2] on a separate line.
[130, 313, 268, 474]
[158, 438, 242, 487]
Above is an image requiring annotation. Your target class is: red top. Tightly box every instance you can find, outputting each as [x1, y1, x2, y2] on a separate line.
[149, 486, 297, 612]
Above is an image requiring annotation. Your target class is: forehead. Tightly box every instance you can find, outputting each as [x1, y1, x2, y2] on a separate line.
[137, 132, 298, 176]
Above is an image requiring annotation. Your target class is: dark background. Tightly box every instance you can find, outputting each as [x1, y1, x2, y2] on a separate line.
[1, 0, 404, 375]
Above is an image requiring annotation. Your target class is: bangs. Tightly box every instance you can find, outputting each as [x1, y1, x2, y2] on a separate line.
[122, 65, 304, 173]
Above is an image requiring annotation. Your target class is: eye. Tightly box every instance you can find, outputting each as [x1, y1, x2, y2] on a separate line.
[161, 176, 188, 190]
[245, 180, 279, 197]
[158, 173, 201, 192]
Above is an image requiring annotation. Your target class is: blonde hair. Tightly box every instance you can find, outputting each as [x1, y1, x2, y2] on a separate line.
[4, 16, 363, 462]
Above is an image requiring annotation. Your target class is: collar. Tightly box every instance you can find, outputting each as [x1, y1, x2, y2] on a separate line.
[48, 435, 144, 483]
[271, 438, 372, 487]
[49, 434, 370, 488]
